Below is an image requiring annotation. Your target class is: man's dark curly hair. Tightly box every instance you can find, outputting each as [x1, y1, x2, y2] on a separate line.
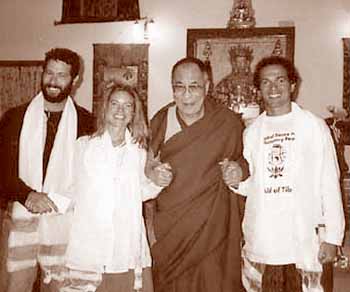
[253, 56, 300, 89]
[44, 48, 81, 79]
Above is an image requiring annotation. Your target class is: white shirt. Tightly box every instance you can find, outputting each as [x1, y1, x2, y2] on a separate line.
[239, 103, 345, 271]
[250, 111, 297, 264]
[65, 131, 162, 273]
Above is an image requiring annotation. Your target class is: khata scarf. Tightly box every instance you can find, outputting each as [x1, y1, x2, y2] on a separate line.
[8, 92, 77, 283]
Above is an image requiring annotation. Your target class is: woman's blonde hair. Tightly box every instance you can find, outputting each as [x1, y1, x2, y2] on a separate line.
[93, 83, 149, 147]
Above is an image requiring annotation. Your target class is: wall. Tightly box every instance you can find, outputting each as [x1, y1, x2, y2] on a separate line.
[0, 0, 350, 120]
[1, 0, 349, 168]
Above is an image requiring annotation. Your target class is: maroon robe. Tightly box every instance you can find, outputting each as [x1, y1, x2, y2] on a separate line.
[148, 99, 248, 292]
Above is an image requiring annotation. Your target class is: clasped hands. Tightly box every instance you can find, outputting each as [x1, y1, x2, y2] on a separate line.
[219, 158, 243, 189]
[25, 191, 58, 214]
[147, 155, 242, 189]
[146, 152, 173, 188]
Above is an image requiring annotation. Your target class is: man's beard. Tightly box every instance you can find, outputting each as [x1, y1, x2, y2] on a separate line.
[41, 80, 73, 103]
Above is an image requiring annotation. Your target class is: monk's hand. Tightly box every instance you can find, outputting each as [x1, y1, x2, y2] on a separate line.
[151, 162, 173, 188]
[146, 150, 173, 187]
[318, 242, 338, 264]
[25, 191, 58, 214]
[219, 158, 243, 189]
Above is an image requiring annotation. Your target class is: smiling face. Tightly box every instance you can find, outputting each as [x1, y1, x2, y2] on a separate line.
[105, 90, 134, 129]
[41, 59, 76, 103]
[172, 62, 207, 124]
[259, 64, 295, 116]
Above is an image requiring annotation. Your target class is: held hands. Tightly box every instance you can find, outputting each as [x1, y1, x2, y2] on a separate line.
[153, 163, 173, 187]
[318, 242, 338, 264]
[25, 191, 58, 214]
[146, 151, 173, 188]
[219, 158, 243, 189]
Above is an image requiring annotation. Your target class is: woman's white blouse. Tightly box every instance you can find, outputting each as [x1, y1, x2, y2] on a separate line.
[65, 131, 162, 273]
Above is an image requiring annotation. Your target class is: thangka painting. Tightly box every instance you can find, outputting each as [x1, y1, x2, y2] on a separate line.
[339, 38, 350, 145]
[60, 0, 140, 24]
[343, 38, 350, 112]
[0, 61, 43, 118]
[187, 27, 295, 121]
[93, 43, 149, 118]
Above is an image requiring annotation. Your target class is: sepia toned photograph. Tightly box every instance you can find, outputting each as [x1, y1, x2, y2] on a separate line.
[0, 0, 350, 291]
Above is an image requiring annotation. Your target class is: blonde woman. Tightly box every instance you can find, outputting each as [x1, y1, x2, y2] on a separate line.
[62, 84, 172, 292]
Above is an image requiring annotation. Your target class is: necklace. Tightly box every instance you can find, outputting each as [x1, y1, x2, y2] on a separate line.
[112, 139, 125, 147]
[110, 129, 126, 147]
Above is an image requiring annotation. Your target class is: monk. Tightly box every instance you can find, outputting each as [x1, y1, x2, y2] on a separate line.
[145, 57, 249, 292]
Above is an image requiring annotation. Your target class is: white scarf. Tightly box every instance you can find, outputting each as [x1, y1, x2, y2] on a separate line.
[18, 92, 77, 198]
[7, 92, 77, 280]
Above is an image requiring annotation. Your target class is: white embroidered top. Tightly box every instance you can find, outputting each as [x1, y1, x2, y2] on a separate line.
[65, 130, 162, 273]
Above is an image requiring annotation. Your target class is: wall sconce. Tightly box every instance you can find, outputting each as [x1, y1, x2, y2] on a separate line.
[144, 18, 155, 40]
[133, 17, 155, 41]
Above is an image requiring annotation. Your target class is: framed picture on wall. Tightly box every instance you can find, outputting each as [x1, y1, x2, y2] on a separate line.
[58, 0, 140, 24]
[338, 38, 350, 145]
[93, 43, 149, 118]
[187, 27, 295, 120]
[343, 38, 350, 112]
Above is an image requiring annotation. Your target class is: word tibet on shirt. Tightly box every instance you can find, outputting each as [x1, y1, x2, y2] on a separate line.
[263, 130, 296, 196]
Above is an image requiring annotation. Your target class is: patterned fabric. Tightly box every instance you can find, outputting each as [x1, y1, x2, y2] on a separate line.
[299, 270, 323, 292]
[262, 264, 303, 292]
[6, 215, 39, 273]
[242, 252, 326, 292]
[6, 207, 74, 282]
[60, 269, 102, 292]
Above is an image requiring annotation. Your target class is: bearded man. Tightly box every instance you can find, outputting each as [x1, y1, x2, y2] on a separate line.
[0, 48, 95, 292]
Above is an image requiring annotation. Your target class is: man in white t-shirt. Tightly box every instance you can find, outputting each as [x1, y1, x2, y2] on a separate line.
[238, 56, 345, 292]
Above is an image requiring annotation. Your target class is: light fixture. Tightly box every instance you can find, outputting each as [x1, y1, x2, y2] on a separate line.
[144, 18, 155, 40]
[133, 17, 155, 41]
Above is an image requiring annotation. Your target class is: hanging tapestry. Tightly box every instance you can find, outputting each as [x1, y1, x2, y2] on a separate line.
[60, 0, 140, 24]
[93, 43, 149, 118]
[343, 38, 350, 111]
